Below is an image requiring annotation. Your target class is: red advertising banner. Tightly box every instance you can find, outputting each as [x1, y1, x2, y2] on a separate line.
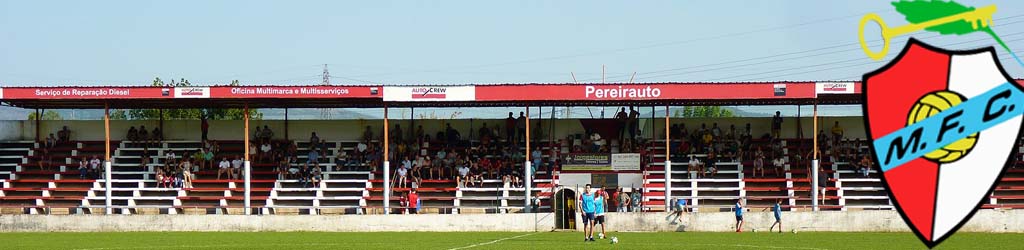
[475, 83, 818, 101]
[208, 86, 380, 98]
[0, 87, 172, 99]
[0, 86, 382, 100]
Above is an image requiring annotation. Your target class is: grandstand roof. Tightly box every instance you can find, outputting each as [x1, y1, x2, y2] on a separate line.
[0, 82, 862, 109]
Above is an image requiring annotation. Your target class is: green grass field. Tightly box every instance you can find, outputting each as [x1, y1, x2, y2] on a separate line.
[0, 231, 1019, 249]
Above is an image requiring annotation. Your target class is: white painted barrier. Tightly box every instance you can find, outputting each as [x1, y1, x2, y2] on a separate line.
[1, 210, 1021, 233]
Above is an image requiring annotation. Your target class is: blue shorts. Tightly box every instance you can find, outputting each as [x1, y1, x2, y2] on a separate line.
[583, 212, 595, 224]
[775, 215, 781, 222]
[736, 215, 743, 221]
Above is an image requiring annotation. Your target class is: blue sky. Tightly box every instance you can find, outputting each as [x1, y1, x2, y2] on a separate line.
[2, 0, 1024, 86]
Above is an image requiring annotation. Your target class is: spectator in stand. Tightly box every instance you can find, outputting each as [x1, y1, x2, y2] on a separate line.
[742, 123, 753, 149]
[201, 145, 213, 168]
[307, 131, 320, 149]
[156, 168, 168, 188]
[772, 154, 785, 177]
[753, 147, 766, 178]
[174, 169, 185, 188]
[516, 112, 527, 144]
[411, 157, 424, 188]
[139, 126, 149, 144]
[261, 125, 274, 144]
[231, 156, 243, 180]
[336, 149, 351, 170]
[831, 121, 844, 145]
[726, 124, 737, 141]
[701, 129, 714, 151]
[415, 125, 425, 145]
[362, 126, 373, 144]
[617, 188, 630, 212]
[253, 126, 263, 145]
[859, 154, 873, 177]
[310, 165, 323, 188]
[631, 188, 642, 212]
[469, 157, 484, 187]
[397, 160, 409, 189]
[127, 126, 139, 142]
[139, 147, 152, 170]
[78, 156, 89, 179]
[392, 124, 403, 144]
[771, 111, 783, 140]
[306, 147, 320, 172]
[192, 150, 205, 170]
[58, 126, 71, 144]
[164, 150, 178, 173]
[150, 126, 163, 148]
[478, 156, 493, 179]
[217, 157, 231, 180]
[712, 123, 722, 138]
[456, 163, 470, 188]
[260, 141, 273, 163]
[276, 154, 290, 179]
[615, 107, 628, 142]
[180, 157, 195, 187]
[37, 147, 51, 171]
[628, 106, 640, 140]
[445, 123, 461, 147]
[45, 133, 57, 149]
[90, 155, 102, 179]
[706, 149, 719, 178]
[180, 155, 193, 177]
[505, 112, 516, 146]
[531, 148, 542, 178]
[200, 113, 209, 142]
[688, 155, 702, 178]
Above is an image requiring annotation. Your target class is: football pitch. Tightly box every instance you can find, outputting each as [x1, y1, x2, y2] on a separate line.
[0, 231, 1019, 250]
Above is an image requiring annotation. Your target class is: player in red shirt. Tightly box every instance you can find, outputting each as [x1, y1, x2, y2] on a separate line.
[407, 189, 420, 214]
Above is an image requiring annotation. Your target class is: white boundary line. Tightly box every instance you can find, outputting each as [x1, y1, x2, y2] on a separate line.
[446, 232, 541, 250]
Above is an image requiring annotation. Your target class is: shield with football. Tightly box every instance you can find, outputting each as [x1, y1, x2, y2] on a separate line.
[862, 38, 1024, 248]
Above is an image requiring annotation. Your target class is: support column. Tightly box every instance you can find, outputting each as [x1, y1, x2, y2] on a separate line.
[284, 108, 290, 141]
[34, 109, 40, 142]
[812, 102, 820, 212]
[244, 103, 252, 215]
[525, 106, 532, 212]
[383, 105, 391, 214]
[104, 103, 112, 215]
[664, 105, 671, 211]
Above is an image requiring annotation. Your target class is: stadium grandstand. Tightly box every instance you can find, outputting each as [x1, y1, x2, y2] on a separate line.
[1, 81, 1022, 222]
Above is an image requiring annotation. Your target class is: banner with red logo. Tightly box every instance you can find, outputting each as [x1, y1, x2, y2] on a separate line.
[815, 82, 857, 96]
[474, 83, 817, 101]
[209, 86, 380, 98]
[383, 86, 475, 101]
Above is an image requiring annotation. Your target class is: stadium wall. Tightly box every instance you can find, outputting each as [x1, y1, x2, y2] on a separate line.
[1, 210, 1021, 232]
[17, 117, 866, 142]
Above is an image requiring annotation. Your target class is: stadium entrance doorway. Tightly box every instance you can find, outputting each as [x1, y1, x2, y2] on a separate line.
[554, 188, 577, 230]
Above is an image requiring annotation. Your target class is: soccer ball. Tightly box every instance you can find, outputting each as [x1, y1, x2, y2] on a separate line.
[598, 233, 605, 239]
[792, 229, 798, 234]
[907, 91, 977, 163]
[610, 237, 619, 244]
[752, 228, 759, 233]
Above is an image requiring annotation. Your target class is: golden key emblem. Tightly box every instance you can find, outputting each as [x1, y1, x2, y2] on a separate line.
[858, 5, 996, 60]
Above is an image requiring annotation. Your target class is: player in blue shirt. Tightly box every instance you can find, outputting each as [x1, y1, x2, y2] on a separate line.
[671, 198, 688, 224]
[734, 199, 745, 233]
[594, 190, 608, 239]
[578, 184, 597, 242]
[763, 199, 783, 233]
